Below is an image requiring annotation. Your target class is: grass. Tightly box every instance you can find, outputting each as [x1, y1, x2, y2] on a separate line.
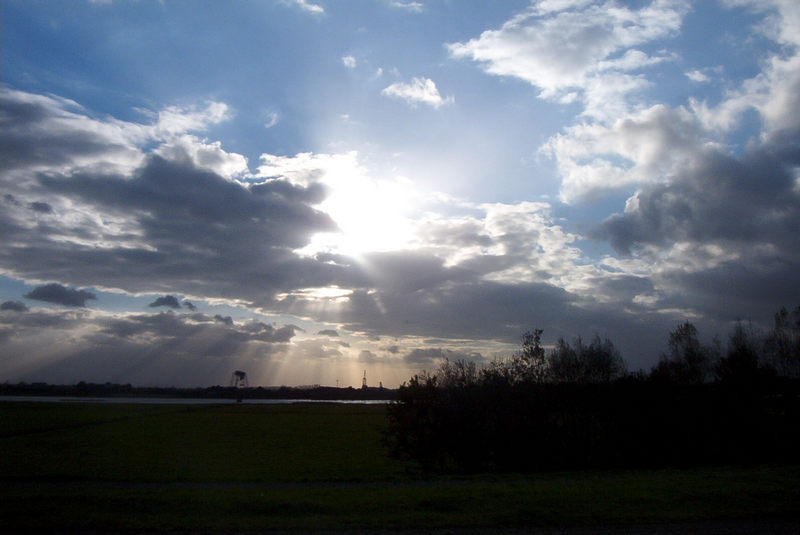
[1, 401, 403, 483]
[1, 401, 799, 531]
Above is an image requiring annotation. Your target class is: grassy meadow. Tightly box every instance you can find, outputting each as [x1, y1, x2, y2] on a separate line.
[1, 400, 799, 532]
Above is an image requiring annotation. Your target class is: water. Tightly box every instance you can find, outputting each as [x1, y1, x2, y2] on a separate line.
[0, 395, 393, 405]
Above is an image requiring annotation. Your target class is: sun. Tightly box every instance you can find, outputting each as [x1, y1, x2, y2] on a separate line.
[260, 151, 424, 259]
[301, 162, 420, 258]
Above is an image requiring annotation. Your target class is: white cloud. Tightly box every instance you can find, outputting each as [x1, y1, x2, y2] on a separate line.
[686, 70, 710, 83]
[264, 110, 280, 129]
[390, 1, 423, 13]
[154, 135, 249, 179]
[580, 72, 651, 122]
[690, 2, 800, 137]
[721, 0, 800, 47]
[381, 77, 453, 109]
[256, 151, 357, 187]
[527, 0, 800, 203]
[285, 0, 324, 15]
[154, 101, 230, 138]
[597, 49, 675, 73]
[447, 1, 688, 106]
[341, 55, 357, 69]
[542, 104, 708, 202]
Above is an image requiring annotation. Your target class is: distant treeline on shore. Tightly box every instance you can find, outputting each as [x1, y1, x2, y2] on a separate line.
[0, 381, 398, 401]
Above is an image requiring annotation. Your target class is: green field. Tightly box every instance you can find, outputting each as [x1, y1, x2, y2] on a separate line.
[1, 401, 798, 532]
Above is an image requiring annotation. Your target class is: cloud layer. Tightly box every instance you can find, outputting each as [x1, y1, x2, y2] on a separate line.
[0, 85, 680, 376]
[0, 308, 299, 387]
[2, 1, 799, 387]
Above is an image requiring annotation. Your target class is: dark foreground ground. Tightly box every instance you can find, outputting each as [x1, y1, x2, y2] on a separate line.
[1, 401, 798, 533]
[9, 519, 800, 535]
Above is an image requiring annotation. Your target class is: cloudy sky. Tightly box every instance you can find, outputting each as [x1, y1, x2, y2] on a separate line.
[1, 0, 798, 388]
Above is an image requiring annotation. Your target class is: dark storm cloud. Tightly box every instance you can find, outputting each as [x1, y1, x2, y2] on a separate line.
[421, 218, 493, 249]
[317, 329, 339, 336]
[24, 283, 97, 307]
[266, 324, 297, 343]
[358, 250, 469, 292]
[40, 154, 337, 252]
[183, 300, 196, 311]
[214, 315, 234, 326]
[0, 309, 300, 387]
[289, 270, 700, 369]
[28, 201, 54, 214]
[405, 347, 484, 365]
[148, 295, 182, 309]
[0, 89, 142, 172]
[581, 273, 655, 304]
[0, 90, 344, 307]
[292, 277, 605, 343]
[658, 257, 800, 323]
[0, 308, 93, 331]
[592, 131, 800, 323]
[101, 311, 299, 347]
[358, 350, 378, 362]
[331, 279, 577, 342]
[595, 140, 800, 255]
[1, 301, 28, 312]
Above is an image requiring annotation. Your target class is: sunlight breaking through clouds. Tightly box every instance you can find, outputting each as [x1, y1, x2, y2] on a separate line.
[257, 151, 421, 257]
[2, 0, 799, 387]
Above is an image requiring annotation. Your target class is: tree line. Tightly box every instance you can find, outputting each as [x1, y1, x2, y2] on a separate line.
[385, 306, 800, 474]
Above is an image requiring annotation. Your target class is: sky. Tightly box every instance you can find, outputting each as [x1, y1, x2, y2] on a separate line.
[1, 0, 799, 388]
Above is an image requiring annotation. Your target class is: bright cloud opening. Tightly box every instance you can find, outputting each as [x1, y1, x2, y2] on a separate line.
[257, 152, 420, 257]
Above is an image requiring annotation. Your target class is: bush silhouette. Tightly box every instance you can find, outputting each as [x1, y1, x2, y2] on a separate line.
[386, 313, 800, 474]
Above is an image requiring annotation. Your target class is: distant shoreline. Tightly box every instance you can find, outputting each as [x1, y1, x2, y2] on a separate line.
[0, 381, 399, 401]
[0, 395, 393, 404]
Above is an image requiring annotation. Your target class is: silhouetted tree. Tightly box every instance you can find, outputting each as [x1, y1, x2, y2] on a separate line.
[479, 328, 547, 385]
[548, 335, 626, 383]
[548, 337, 583, 382]
[516, 328, 548, 383]
[436, 358, 478, 389]
[716, 320, 764, 387]
[765, 306, 800, 378]
[583, 334, 627, 382]
[651, 321, 716, 384]
[480, 357, 516, 387]
[384, 371, 443, 474]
